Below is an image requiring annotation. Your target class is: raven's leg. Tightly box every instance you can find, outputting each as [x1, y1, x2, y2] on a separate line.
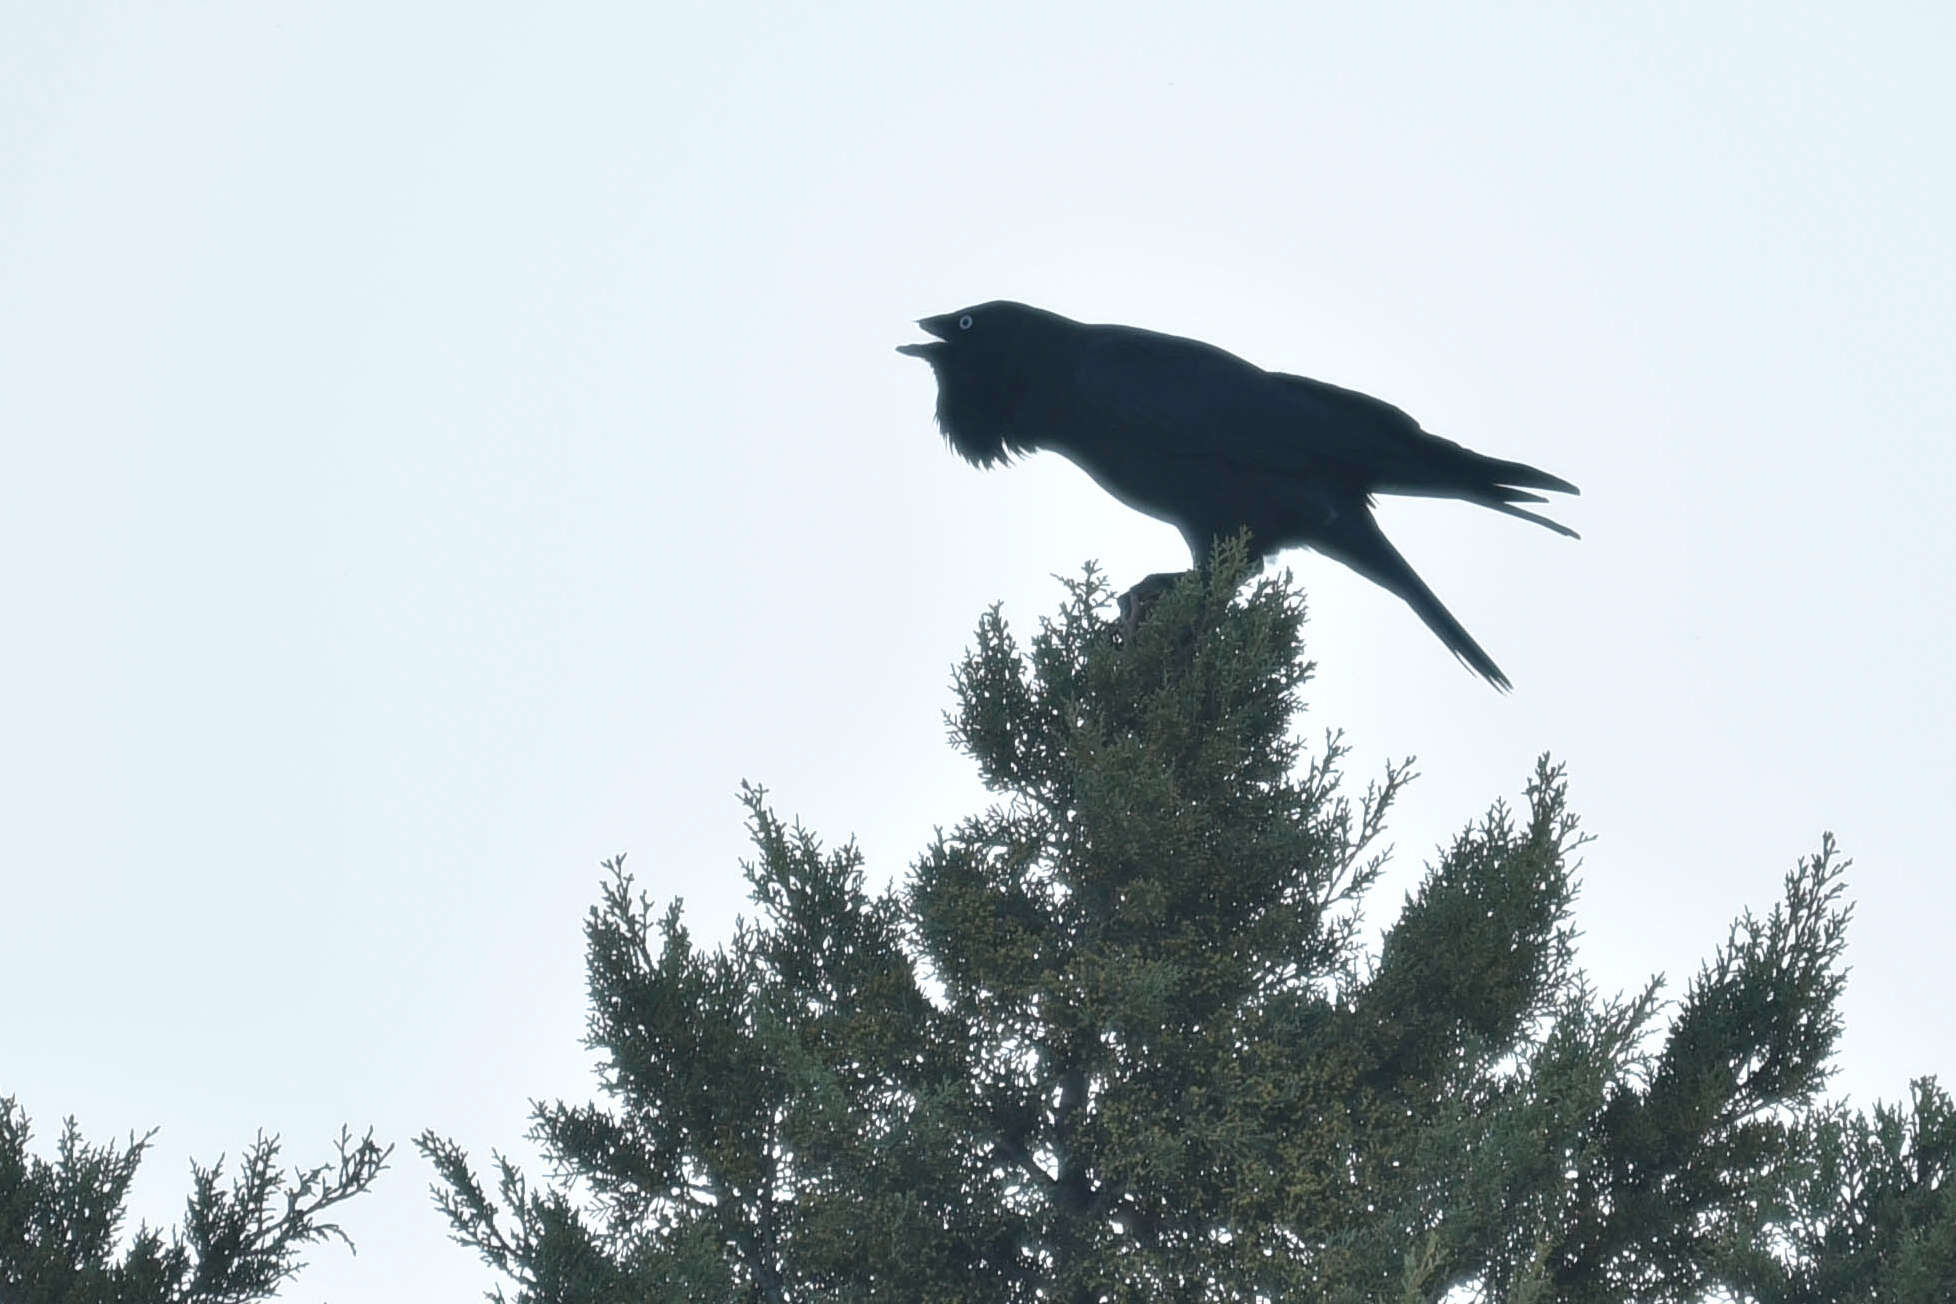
[1117, 541, 1274, 634]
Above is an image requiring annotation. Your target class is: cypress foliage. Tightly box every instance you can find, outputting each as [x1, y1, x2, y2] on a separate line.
[0, 1106, 388, 1304]
[422, 544, 1952, 1302]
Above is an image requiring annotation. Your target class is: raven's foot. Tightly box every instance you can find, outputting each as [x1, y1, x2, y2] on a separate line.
[1117, 570, 1190, 638]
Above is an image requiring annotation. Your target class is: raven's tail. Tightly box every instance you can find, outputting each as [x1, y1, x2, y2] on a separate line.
[1464, 486, 1580, 538]
[1315, 508, 1512, 691]
[1380, 449, 1581, 539]
[1464, 452, 1579, 498]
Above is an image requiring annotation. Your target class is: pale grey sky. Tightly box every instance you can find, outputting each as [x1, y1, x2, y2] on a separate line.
[2, 3, 1950, 1299]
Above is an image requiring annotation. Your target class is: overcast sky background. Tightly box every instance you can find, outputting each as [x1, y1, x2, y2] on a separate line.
[3, 3, 1951, 1299]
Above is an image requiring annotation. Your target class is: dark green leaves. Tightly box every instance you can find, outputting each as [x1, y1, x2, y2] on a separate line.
[0, 1104, 387, 1304]
[421, 555, 1938, 1303]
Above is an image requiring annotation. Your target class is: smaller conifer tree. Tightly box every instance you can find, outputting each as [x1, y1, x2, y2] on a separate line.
[0, 1104, 388, 1304]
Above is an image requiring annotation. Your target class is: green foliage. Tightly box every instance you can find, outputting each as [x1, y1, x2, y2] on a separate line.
[1736, 1076, 1956, 1303]
[422, 542, 1949, 1302]
[0, 1102, 389, 1304]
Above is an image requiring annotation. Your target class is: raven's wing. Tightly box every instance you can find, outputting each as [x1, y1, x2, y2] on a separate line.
[1065, 325, 1274, 450]
[1069, 328, 1575, 514]
[1070, 328, 1464, 474]
[1068, 327, 1430, 458]
[1268, 372, 1577, 500]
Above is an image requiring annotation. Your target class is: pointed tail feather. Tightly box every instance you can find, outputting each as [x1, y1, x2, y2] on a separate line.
[1378, 450, 1580, 538]
[1472, 452, 1580, 497]
[1375, 439, 1580, 500]
[1473, 494, 1581, 539]
[1384, 483, 1581, 537]
[1316, 510, 1512, 690]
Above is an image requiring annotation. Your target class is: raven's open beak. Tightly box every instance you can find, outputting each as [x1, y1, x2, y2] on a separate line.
[896, 315, 952, 358]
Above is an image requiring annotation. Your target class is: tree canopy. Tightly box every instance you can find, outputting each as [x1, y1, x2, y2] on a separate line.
[421, 546, 1953, 1302]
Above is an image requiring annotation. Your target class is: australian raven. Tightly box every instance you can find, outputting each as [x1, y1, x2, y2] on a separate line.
[897, 300, 1578, 690]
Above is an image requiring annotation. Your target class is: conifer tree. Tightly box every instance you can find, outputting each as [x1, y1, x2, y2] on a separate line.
[0, 1103, 388, 1304]
[421, 544, 1953, 1302]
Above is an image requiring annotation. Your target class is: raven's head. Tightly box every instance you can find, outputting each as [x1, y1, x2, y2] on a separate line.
[897, 300, 1071, 468]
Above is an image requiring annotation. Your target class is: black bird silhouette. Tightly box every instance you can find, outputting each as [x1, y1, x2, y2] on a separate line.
[898, 300, 1578, 690]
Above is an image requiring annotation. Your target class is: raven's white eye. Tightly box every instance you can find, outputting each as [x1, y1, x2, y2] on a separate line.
[958, 314, 973, 330]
